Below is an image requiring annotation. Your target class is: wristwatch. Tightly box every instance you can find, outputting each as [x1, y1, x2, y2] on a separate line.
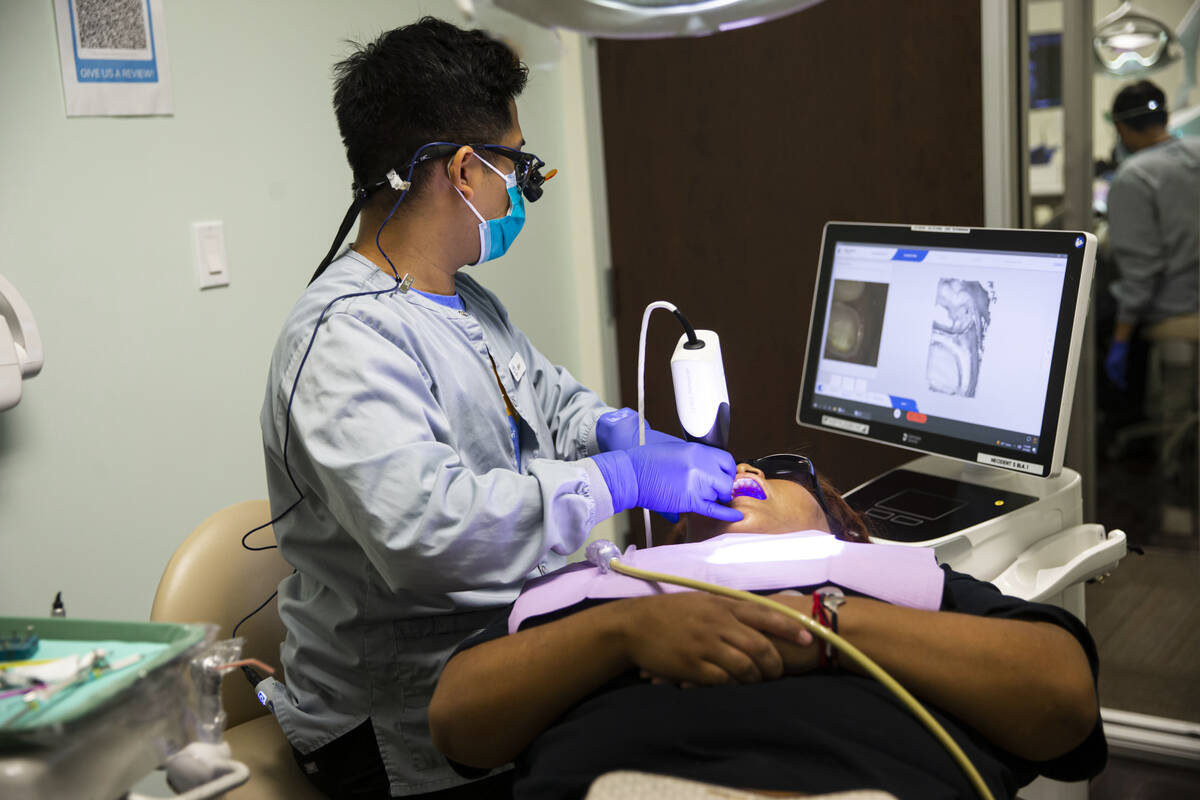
[815, 586, 846, 668]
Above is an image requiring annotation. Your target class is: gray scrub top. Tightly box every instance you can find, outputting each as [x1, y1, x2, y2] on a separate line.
[259, 251, 617, 795]
[1107, 136, 1200, 326]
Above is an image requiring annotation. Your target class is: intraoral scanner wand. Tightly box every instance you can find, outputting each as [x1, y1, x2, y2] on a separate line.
[636, 302, 733, 546]
[671, 327, 730, 451]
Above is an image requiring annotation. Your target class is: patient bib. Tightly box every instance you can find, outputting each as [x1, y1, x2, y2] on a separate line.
[510, 531, 944, 633]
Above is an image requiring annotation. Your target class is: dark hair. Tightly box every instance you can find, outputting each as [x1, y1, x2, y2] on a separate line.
[814, 474, 873, 544]
[1112, 80, 1168, 131]
[332, 17, 529, 205]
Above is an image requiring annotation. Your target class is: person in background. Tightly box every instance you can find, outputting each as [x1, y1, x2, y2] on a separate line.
[1104, 79, 1200, 390]
[259, 17, 742, 799]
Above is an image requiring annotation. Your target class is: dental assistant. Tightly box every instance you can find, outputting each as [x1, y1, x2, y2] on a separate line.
[258, 18, 742, 800]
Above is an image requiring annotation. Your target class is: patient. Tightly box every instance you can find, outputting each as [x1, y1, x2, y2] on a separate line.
[429, 455, 1106, 799]
[673, 453, 872, 544]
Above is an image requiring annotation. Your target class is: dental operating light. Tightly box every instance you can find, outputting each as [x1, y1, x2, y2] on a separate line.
[466, 0, 826, 38]
[1094, 1, 1181, 75]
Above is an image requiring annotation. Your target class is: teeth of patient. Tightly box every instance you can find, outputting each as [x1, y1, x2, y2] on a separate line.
[731, 477, 766, 500]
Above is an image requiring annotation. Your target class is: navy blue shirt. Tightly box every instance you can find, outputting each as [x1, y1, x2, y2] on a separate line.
[450, 567, 1106, 799]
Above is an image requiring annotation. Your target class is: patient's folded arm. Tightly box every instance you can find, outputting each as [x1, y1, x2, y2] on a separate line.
[429, 592, 811, 768]
[768, 593, 1098, 762]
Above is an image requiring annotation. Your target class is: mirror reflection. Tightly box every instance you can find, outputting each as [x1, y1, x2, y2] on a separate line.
[1028, 0, 1200, 734]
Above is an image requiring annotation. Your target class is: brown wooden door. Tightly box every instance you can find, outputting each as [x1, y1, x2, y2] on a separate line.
[599, 0, 985, 544]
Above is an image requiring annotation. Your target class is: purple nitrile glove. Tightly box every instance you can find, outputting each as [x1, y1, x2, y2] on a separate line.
[593, 441, 743, 523]
[595, 407, 683, 453]
[1105, 340, 1130, 390]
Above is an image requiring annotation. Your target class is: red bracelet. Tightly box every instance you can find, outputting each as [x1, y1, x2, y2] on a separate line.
[811, 593, 829, 668]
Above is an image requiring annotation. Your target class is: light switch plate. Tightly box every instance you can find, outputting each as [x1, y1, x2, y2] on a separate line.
[193, 221, 230, 289]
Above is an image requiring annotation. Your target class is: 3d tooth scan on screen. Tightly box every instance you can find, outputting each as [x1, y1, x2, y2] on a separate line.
[798, 223, 1096, 478]
[927, 278, 996, 398]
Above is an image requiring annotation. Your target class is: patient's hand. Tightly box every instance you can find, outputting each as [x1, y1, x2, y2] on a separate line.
[766, 592, 821, 675]
[616, 592, 812, 687]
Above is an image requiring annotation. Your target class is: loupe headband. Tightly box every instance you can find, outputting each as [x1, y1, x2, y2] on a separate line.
[1110, 98, 1165, 123]
[311, 141, 553, 285]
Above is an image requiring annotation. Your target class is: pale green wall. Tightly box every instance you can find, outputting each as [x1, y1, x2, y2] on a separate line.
[0, 0, 617, 619]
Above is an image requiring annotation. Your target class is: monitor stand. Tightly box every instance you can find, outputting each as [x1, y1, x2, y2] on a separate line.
[845, 455, 1128, 800]
[843, 454, 1126, 620]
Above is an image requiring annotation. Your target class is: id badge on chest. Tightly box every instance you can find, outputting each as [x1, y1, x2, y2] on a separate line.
[508, 351, 527, 384]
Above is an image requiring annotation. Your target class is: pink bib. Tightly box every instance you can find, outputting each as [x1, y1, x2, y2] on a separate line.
[510, 531, 944, 633]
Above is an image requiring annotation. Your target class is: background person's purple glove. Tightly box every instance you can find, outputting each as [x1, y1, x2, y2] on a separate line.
[1105, 340, 1130, 390]
[593, 441, 743, 522]
[595, 407, 683, 452]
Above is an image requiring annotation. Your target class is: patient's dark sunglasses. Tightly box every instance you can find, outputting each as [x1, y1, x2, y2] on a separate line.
[746, 453, 834, 524]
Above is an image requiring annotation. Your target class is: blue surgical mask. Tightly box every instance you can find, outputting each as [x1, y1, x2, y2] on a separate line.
[454, 154, 526, 265]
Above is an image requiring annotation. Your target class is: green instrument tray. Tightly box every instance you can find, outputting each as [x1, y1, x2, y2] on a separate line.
[0, 616, 208, 743]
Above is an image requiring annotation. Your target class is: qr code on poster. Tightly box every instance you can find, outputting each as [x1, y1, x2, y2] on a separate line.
[74, 0, 150, 53]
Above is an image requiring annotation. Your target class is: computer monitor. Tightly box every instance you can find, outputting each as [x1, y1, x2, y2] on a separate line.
[1029, 33, 1063, 109]
[796, 223, 1096, 478]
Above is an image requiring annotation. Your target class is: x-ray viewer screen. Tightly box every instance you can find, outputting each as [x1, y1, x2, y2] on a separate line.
[806, 240, 1069, 461]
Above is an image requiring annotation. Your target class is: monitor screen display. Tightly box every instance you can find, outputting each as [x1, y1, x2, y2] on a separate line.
[1029, 32, 1063, 109]
[796, 223, 1095, 477]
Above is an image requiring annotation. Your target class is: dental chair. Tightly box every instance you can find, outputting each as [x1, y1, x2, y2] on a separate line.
[150, 505, 900, 800]
[150, 500, 324, 800]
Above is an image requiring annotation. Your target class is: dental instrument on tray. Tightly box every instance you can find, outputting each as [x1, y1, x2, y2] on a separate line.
[585, 538, 996, 800]
[1, 650, 145, 729]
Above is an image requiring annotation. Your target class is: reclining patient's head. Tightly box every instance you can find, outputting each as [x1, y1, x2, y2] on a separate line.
[682, 456, 872, 545]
